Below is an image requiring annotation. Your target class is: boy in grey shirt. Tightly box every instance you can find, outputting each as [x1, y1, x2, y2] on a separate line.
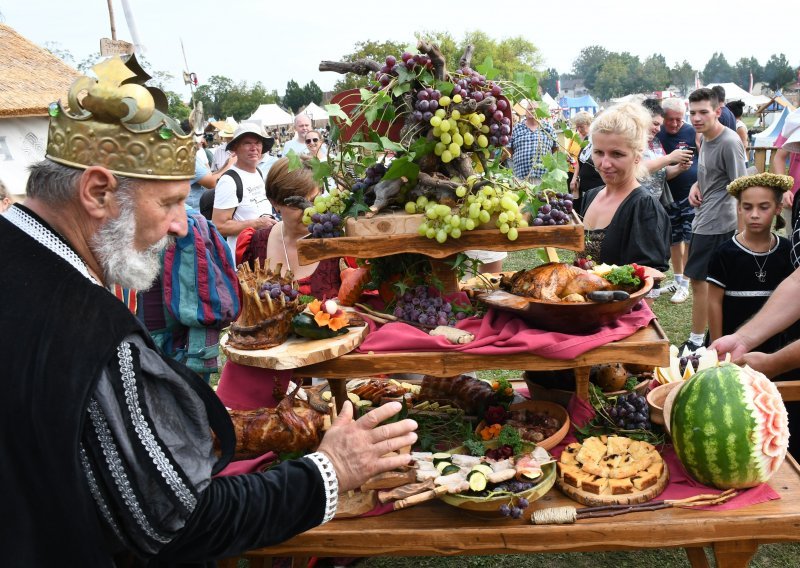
[682, 88, 746, 352]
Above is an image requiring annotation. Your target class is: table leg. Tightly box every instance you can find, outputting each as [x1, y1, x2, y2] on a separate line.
[685, 547, 710, 568]
[574, 366, 590, 401]
[328, 378, 347, 413]
[712, 541, 759, 568]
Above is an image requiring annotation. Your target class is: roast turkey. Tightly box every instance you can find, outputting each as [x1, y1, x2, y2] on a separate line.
[501, 263, 611, 302]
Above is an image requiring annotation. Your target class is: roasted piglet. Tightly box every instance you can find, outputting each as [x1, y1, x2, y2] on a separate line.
[418, 375, 494, 414]
[501, 263, 610, 302]
[227, 386, 325, 459]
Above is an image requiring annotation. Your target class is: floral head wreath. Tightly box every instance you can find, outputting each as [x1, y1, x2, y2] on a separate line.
[727, 172, 794, 198]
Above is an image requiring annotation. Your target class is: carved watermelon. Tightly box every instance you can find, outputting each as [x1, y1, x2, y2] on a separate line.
[670, 362, 789, 489]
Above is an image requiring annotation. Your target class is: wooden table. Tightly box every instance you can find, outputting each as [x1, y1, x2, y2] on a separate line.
[226, 455, 800, 568]
[297, 321, 670, 411]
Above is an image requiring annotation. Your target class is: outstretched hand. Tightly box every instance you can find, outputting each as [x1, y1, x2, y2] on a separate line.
[709, 333, 752, 363]
[317, 401, 418, 492]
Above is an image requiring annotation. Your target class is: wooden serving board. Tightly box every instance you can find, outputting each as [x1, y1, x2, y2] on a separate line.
[345, 212, 425, 237]
[221, 324, 368, 370]
[556, 462, 669, 506]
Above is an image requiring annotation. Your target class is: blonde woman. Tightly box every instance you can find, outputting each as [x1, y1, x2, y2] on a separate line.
[579, 102, 670, 275]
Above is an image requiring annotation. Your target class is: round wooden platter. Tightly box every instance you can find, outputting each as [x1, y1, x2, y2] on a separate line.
[221, 323, 368, 370]
[556, 462, 669, 507]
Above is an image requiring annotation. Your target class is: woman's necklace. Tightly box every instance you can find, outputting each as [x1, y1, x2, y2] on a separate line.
[738, 232, 774, 283]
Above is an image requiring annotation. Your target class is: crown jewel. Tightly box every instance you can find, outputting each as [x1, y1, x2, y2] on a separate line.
[46, 55, 195, 180]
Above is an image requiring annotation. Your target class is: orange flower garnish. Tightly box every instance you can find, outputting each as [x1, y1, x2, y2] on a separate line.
[328, 313, 349, 331]
[308, 299, 322, 315]
[314, 310, 331, 327]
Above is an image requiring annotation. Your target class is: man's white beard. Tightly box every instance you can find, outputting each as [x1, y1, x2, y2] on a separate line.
[91, 198, 173, 290]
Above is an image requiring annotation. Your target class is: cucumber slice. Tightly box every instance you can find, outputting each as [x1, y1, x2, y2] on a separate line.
[470, 464, 493, 477]
[435, 461, 453, 473]
[432, 452, 452, 466]
[441, 464, 460, 475]
[467, 471, 487, 492]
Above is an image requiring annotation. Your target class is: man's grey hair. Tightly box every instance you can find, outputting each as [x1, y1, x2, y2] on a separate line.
[26, 160, 139, 204]
[661, 97, 686, 115]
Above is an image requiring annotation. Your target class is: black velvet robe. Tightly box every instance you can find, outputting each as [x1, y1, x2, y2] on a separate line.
[0, 206, 329, 566]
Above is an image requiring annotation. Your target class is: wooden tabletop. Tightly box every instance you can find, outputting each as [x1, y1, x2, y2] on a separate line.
[296, 321, 670, 378]
[238, 456, 800, 567]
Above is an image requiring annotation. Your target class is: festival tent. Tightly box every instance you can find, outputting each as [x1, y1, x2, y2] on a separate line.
[300, 102, 329, 128]
[248, 104, 294, 127]
[558, 95, 599, 119]
[0, 24, 80, 197]
[706, 82, 770, 111]
[752, 106, 791, 148]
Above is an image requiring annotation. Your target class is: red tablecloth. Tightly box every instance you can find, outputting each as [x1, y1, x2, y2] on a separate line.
[357, 302, 655, 360]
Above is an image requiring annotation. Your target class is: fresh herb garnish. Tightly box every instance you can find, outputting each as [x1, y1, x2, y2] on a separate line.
[497, 425, 524, 455]
[604, 265, 641, 288]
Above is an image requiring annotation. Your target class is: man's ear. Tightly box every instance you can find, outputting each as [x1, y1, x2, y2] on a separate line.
[78, 167, 118, 220]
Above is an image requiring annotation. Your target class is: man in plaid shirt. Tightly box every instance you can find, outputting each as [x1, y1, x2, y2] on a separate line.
[509, 100, 557, 182]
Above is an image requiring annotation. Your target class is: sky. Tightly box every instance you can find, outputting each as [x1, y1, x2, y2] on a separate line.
[3, 0, 798, 101]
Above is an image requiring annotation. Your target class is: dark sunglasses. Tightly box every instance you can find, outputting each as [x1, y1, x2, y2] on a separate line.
[305, 138, 320, 144]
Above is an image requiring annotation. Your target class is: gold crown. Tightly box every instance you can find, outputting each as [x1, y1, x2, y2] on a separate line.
[46, 55, 195, 180]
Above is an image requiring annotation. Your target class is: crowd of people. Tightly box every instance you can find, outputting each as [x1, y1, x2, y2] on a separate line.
[4, 52, 800, 564]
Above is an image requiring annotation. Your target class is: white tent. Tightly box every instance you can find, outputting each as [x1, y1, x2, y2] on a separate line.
[753, 106, 791, 148]
[706, 82, 770, 111]
[541, 93, 560, 111]
[248, 104, 294, 128]
[300, 102, 329, 128]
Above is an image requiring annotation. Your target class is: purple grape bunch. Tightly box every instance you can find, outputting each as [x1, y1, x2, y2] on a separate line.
[411, 87, 442, 123]
[308, 212, 343, 239]
[499, 496, 531, 519]
[531, 192, 574, 227]
[375, 53, 433, 88]
[259, 281, 299, 302]
[351, 163, 386, 193]
[605, 392, 651, 431]
[392, 285, 465, 327]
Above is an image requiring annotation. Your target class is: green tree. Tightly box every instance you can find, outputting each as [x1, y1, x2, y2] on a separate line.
[283, 80, 306, 113]
[572, 45, 609, 90]
[457, 31, 541, 79]
[670, 60, 695, 95]
[302, 80, 323, 105]
[194, 75, 235, 119]
[702, 52, 732, 84]
[764, 53, 796, 91]
[733, 57, 762, 91]
[617, 52, 644, 93]
[165, 91, 191, 121]
[640, 54, 671, 92]
[540, 68, 560, 95]
[331, 39, 409, 92]
[43, 41, 75, 65]
[594, 55, 629, 100]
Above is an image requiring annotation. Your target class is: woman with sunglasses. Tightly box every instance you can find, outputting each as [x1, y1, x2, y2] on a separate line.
[304, 130, 327, 160]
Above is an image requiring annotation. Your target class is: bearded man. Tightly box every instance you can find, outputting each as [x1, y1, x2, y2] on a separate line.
[0, 56, 416, 566]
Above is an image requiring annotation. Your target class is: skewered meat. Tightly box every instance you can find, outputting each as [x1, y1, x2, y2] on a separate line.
[501, 263, 610, 302]
[351, 379, 408, 402]
[227, 386, 325, 459]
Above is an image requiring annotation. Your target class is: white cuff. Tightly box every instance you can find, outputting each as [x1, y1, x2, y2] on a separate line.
[305, 452, 338, 524]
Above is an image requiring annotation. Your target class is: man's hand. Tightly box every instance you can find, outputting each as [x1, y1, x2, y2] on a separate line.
[255, 215, 278, 229]
[709, 333, 752, 363]
[738, 352, 778, 378]
[668, 148, 693, 165]
[317, 401, 417, 492]
[688, 183, 702, 207]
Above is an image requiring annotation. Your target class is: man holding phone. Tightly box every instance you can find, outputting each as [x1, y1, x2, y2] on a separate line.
[657, 97, 699, 303]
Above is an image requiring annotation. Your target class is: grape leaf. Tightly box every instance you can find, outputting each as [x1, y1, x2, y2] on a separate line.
[392, 82, 411, 97]
[418, 70, 434, 85]
[342, 186, 370, 219]
[436, 80, 454, 96]
[396, 65, 415, 85]
[328, 122, 341, 144]
[285, 150, 302, 172]
[380, 136, 405, 153]
[365, 105, 378, 126]
[324, 103, 351, 126]
[409, 137, 437, 158]
[384, 155, 419, 185]
[359, 88, 373, 102]
[309, 158, 332, 183]
[348, 141, 381, 151]
[476, 56, 499, 80]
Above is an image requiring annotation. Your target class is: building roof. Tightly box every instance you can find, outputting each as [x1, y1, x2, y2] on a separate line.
[0, 24, 80, 118]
